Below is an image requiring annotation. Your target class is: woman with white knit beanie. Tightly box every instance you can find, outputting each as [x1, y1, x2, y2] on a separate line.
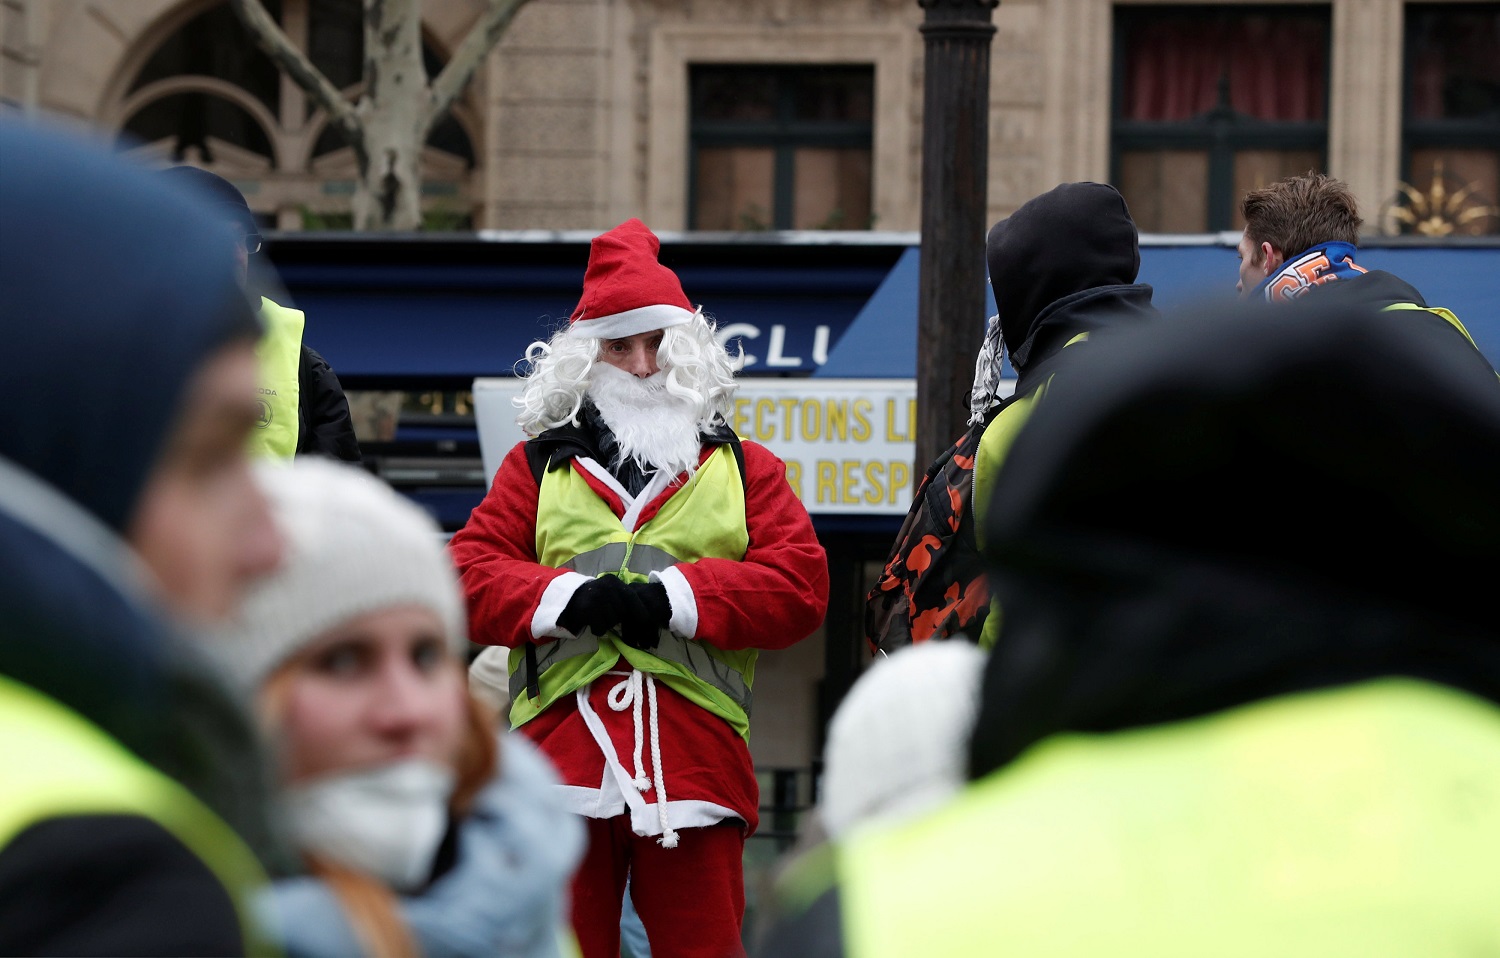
[205, 457, 583, 958]
[819, 640, 988, 840]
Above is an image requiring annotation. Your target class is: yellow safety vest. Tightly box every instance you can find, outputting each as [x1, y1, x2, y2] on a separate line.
[0, 674, 273, 954]
[508, 445, 757, 738]
[248, 297, 304, 460]
[973, 331, 1088, 650]
[836, 678, 1500, 957]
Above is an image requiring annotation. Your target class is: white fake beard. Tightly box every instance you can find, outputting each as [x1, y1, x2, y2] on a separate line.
[588, 363, 705, 478]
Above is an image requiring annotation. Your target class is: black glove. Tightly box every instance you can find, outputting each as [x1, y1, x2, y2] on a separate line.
[618, 581, 672, 651]
[556, 575, 634, 638]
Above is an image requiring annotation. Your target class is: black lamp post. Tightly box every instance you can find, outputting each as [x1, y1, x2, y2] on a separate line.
[915, 0, 998, 475]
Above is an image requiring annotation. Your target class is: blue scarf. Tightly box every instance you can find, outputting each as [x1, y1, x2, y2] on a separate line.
[1256, 241, 1367, 303]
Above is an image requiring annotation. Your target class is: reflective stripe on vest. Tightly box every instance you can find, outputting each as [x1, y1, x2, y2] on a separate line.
[564, 541, 682, 578]
[836, 679, 1500, 957]
[248, 296, 304, 460]
[1382, 301, 1480, 346]
[0, 675, 272, 954]
[508, 445, 755, 738]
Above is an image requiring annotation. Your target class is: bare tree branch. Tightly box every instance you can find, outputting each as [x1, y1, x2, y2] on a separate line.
[227, 0, 363, 146]
[423, 0, 537, 134]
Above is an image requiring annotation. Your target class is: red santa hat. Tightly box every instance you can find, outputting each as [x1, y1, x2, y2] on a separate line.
[567, 218, 697, 339]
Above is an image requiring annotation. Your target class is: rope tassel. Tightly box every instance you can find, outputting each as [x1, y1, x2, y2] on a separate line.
[607, 669, 679, 848]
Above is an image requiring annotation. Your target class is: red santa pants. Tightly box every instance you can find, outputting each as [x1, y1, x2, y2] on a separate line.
[571, 815, 748, 958]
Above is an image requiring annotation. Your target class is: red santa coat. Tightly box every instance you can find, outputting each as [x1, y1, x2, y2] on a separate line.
[449, 438, 828, 836]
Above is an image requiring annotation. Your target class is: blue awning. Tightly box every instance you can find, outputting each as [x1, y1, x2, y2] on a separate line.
[265, 235, 904, 383]
[814, 242, 1500, 377]
[265, 234, 1499, 384]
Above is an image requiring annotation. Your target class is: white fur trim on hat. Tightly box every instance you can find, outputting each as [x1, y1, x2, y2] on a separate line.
[204, 458, 467, 694]
[567, 304, 696, 340]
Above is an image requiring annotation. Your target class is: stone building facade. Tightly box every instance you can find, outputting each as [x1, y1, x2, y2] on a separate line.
[4, 0, 1496, 236]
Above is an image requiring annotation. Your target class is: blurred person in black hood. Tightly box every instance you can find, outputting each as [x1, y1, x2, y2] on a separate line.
[0, 120, 287, 954]
[759, 296, 1500, 957]
[158, 165, 362, 464]
[968, 182, 1158, 649]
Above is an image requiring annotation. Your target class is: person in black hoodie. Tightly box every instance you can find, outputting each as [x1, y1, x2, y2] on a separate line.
[158, 165, 363, 464]
[0, 120, 287, 954]
[757, 294, 1500, 958]
[969, 181, 1157, 649]
[1237, 170, 1494, 374]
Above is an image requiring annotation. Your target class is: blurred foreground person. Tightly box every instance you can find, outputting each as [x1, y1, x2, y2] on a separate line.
[818, 641, 986, 842]
[0, 121, 285, 952]
[159, 166, 363, 463]
[208, 458, 583, 957]
[747, 642, 985, 950]
[761, 298, 1500, 956]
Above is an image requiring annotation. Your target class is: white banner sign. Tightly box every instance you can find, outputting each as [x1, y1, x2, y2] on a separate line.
[473, 377, 954, 515]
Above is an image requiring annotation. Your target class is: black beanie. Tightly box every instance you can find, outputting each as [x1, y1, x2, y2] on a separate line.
[159, 166, 260, 235]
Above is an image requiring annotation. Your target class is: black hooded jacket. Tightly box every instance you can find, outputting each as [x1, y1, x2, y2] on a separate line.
[987, 181, 1157, 388]
[0, 121, 288, 953]
[969, 183, 1157, 651]
[297, 343, 362, 462]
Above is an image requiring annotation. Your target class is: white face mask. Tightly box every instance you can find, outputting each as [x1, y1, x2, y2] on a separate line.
[285, 758, 456, 892]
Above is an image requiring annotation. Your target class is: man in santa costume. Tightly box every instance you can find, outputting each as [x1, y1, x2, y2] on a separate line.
[449, 218, 829, 958]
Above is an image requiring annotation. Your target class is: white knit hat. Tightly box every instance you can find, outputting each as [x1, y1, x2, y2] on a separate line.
[819, 640, 988, 840]
[206, 457, 467, 693]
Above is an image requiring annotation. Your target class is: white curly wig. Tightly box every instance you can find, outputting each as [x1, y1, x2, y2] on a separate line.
[513, 310, 743, 436]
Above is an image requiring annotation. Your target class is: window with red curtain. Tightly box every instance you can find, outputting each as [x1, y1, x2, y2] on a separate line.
[1112, 6, 1331, 233]
[1400, 4, 1500, 236]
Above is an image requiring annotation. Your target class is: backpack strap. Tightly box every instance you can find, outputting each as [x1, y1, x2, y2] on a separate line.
[525, 442, 554, 487]
[728, 432, 749, 500]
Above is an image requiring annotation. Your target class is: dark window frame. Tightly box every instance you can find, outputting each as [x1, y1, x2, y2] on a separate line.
[687, 64, 875, 231]
[1110, 4, 1332, 231]
[1400, 3, 1500, 188]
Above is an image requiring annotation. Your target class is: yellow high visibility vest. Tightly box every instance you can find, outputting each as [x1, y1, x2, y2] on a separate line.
[508, 445, 757, 738]
[0, 674, 274, 954]
[836, 679, 1500, 957]
[973, 331, 1088, 649]
[248, 297, 304, 460]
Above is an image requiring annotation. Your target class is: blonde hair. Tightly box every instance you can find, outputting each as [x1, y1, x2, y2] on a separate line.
[260, 661, 500, 957]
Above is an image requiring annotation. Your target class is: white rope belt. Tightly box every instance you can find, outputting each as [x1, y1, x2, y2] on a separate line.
[606, 669, 679, 848]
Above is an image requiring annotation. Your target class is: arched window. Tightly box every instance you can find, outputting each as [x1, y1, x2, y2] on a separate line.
[114, 0, 478, 230]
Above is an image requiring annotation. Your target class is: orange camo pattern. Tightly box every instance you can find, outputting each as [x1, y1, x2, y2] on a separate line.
[866, 415, 996, 654]
[946, 487, 963, 532]
[911, 576, 989, 642]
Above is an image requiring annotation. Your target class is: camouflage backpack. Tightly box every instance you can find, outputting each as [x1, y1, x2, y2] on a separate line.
[863, 400, 1009, 655]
